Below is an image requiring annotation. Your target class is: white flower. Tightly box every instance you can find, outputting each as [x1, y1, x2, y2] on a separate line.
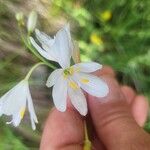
[30, 24, 109, 115]
[46, 62, 109, 116]
[0, 80, 38, 130]
[30, 24, 73, 68]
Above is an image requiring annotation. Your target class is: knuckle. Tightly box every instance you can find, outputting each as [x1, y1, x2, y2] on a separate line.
[96, 101, 133, 129]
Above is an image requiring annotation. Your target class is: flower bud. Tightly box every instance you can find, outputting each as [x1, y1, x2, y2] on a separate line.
[15, 12, 24, 26]
[27, 10, 37, 34]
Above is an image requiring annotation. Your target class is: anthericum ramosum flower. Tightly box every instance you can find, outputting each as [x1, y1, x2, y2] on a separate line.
[0, 80, 38, 130]
[30, 24, 73, 69]
[46, 62, 109, 116]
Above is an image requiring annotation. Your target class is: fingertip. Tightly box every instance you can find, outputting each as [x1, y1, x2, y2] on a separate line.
[132, 95, 149, 127]
[121, 85, 136, 104]
[93, 65, 116, 77]
[40, 108, 84, 149]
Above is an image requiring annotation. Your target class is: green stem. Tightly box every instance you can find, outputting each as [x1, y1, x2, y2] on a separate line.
[24, 62, 46, 81]
[83, 121, 92, 150]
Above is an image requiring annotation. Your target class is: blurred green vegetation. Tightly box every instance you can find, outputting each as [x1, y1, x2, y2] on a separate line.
[0, 122, 27, 150]
[0, 0, 150, 149]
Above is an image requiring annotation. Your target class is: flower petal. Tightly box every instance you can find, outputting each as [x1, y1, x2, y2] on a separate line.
[35, 29, 54, 45]
[0, 81, 28, 128]
[35, 29, 57, 56]
[52, 76, 67, 112]
[73, 62, 102, 73]
[30, 37, 56, 61]
[77, 73, 109, 97]
[0, 81, 27, 116]
[68, 85, 87, 116]
[7, 113, 22, 127]
[26, 83, 38, 130]
[64, 24, 73, 54]
[46, 69, 63, 87]
[51, 25, 71, 68]
[0, 101, 3, 116]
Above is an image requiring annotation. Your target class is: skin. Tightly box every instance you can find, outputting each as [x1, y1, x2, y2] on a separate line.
[40, 66, 150, 150]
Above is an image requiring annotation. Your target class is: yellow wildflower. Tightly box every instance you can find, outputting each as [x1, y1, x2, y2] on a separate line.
[101, 10, 112, 21]
[90, 33, 103, 46]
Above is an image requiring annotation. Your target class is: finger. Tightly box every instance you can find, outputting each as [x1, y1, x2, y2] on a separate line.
[40, 108, 84, 150]
[88, 76, 150, 149]
[121, 86, 149, 126]
[93, 65, 116, 77]
[131, 95, 149, 127]
[121, 85, 136, 104]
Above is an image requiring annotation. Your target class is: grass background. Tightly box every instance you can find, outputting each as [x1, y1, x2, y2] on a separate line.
[0, 0, 150, 149]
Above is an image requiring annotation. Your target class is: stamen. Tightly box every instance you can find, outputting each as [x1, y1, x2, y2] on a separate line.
[80, 78, 89, 84]
[69, 67, 74, 75]
[20, 107, 26, 119]
[63, 67, 75, 78]
[68, 81, 79, 89]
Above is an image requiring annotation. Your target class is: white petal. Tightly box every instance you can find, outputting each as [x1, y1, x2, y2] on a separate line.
[0, 81, 28, 128]
[30, 37, 56, 61]
[68, 85, 87, 116]
[0, 101, 2, 116]
[77, 73, 109, 97]
[26, 83, 38, 130]
[35, 29, 57, 57]
[46, 69, 63, 87]
[64, 24, 73, 54]
[10, 113, 21, 127]
[0, 81, 27, 116]
[52, 26, 71, 68]
[35, 29, 54, 45]
[73, 62, 102, 73]
[52, 76, 67, 112]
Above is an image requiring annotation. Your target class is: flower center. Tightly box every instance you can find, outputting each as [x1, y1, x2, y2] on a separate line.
[63, 67, 74, 78]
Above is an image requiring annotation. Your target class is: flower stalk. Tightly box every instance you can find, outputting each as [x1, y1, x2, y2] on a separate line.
[83, 121, 92, 150]
[24, 62, 45, 81]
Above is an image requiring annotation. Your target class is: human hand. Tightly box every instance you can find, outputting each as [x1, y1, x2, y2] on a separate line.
[40, 66, 150, 150]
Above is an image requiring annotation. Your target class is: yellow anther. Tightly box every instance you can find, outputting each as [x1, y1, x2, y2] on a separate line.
[81, 78, 89, 84]
[69, 67, 74, 75]
[20, 107, 26, 119]
[69, 81, 79, 89]
[63, 67, 75, 78]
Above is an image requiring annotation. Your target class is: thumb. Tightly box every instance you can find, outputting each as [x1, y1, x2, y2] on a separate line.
[88, 76, 150, 150]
